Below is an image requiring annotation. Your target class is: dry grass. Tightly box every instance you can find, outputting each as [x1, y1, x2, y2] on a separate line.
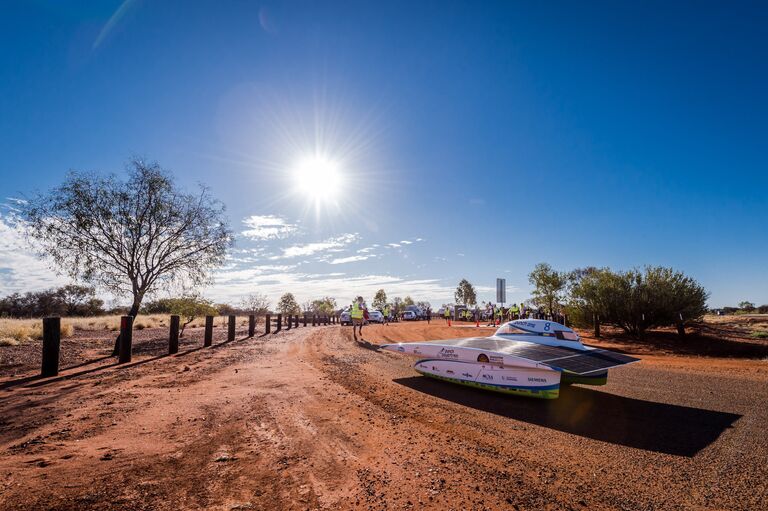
[0, 319, 74, 345]
[0, 314, 221, 346]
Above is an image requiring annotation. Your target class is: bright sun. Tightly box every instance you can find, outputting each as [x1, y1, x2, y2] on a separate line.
[294, 156, 342, 203]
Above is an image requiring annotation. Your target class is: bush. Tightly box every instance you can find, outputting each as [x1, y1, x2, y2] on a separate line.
[569, 266, 708, 337]
[0, 285, 104, 318]
[169, 295, 217, 335]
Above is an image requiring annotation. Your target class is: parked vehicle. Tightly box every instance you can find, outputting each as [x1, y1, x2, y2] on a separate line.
[404, 305, 424, 320]
[340, 308, 382, 325]
[401, 310, 417, 321]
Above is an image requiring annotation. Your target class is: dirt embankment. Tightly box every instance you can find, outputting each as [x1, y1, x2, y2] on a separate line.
[1, 322, 767, 510]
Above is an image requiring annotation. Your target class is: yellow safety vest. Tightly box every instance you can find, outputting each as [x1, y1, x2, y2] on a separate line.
[444, 309, 450, 317]
[351, 303, 363, 319]
[384, 306, 390, 315]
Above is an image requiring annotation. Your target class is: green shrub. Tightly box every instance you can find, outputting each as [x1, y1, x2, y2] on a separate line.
[569, 266, 708, 337]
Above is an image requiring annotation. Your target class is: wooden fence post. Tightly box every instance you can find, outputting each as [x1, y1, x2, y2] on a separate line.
[276, 314, 282, 332]
[41, 317, 60, 377]
[303, 315, 308, 327]
[119, 315, 133, 364]
[312, 315, 317, 326]
[248, 315, 256, 337]
[265, 314, 271, 334]
[677, 313, 686, 339]
[294, 315, 299, 328]
[228, 315, 236, 342]
[204, 315, 213, 347]
[169, 315, 180, 354]
[286, 313, 292, 330]
[594, 314, 601, 338]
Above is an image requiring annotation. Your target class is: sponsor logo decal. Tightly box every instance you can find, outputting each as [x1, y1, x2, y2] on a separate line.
[477, 353, 490, 363]
[502, 376, 518, 382]
[490, 355, 503, 364]
[528, 377, 547, 383]
[481, 374, 494, 380]
[462, 372, 474, 378]
[438, 348, 459, 359]
[397, 346, 405, 352]
[446, 369, 454, 375]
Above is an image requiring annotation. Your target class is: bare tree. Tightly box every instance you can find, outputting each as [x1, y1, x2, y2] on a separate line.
[22, 158, 233, 353]
[240, 292, 271, 315]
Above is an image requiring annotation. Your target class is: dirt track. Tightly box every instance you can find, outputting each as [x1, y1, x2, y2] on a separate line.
[1, 322, 767, 510]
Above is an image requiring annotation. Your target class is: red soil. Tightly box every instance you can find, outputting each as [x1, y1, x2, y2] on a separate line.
[1, 321, 766, 510]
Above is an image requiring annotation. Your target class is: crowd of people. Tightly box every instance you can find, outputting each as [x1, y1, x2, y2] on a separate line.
[345, 296, 565, 341]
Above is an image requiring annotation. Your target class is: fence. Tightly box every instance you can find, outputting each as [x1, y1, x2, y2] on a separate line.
[38, 312, 340, 377]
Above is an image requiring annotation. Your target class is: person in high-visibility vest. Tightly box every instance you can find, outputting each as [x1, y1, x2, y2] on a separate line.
[444, 306, 451, 324]
[383, 304, 390, 326]
[351, 296, 365, 340]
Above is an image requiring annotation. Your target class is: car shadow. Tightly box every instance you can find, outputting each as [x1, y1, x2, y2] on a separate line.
[393, 376, 740, 457]
[354, 339, 381, 352]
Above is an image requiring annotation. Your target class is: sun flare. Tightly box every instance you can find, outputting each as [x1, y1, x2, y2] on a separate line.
[294, 156, 342, 203]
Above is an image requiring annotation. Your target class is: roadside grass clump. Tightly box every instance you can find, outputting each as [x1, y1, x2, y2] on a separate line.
[0, 319, 73, 345]
[0, 313, 218, 346]
[750, 331, 768, 339]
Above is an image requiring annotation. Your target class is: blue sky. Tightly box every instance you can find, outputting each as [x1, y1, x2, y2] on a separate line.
[1, 1, 766, 307]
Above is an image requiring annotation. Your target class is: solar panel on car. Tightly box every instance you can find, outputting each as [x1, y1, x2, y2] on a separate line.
[421, 337, 640, 375]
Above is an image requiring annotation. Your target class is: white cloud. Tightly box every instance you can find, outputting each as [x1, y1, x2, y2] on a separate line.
[206, 270, 460, 305]
[0, 214, 70, 294]
[400, 240, 413, 245]
[241, 215, 299, 240]
[388, 243, 401, 248]
[329, 254, 374, 265]
[272, 233, 359, 259]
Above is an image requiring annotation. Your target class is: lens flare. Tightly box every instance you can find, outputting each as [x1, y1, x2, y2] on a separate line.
[294, 155, 342, 204]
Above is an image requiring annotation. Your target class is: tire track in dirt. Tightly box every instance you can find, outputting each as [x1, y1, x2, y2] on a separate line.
[1, 323, 766, 510]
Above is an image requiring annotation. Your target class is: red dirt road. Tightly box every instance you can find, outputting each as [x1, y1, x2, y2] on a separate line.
[1, 323, 767, 510]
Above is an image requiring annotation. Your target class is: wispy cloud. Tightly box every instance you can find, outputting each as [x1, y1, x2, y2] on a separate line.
[329, 254, 374, 265]
[0, 214, 69, 294]
[241, 215, 299, 240]
[271, 233, 359, 259]
[207, 270, 459, 305]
